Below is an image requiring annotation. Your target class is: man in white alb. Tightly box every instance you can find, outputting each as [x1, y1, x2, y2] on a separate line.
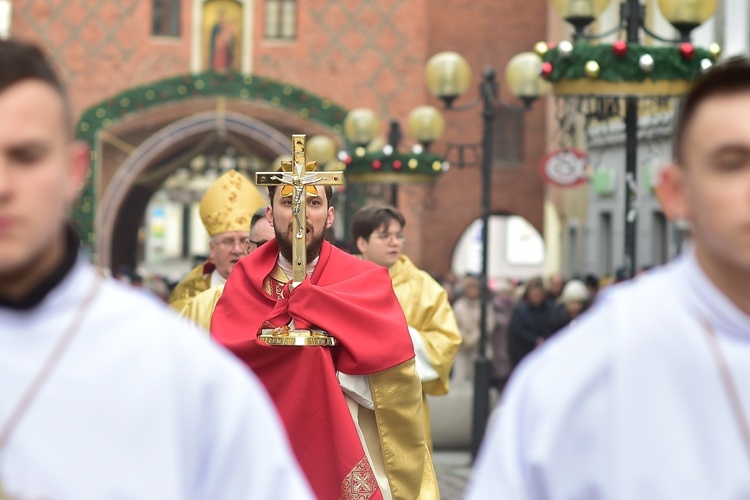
[0, 39, 312, 499]
[468, 59, 750, 499]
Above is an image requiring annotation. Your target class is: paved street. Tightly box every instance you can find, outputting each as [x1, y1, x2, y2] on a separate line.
[427, 381, 485, 499]
[434, 450, 473, 499]
[429, 382, 501, 498]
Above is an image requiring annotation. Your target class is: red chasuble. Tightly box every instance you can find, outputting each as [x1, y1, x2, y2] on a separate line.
[211, 240, 414, 500]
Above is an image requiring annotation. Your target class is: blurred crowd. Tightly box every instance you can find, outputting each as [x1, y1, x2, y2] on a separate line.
[436, 269, 644, 393]
[115, 252, 651, 399]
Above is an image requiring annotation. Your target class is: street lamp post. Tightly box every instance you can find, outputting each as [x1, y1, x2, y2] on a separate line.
[550, 0, 719, 278]
[425, 51, 547, 458]
[342, 105, 445, 207]
[475, 66, 497, 461]
[623, 0, 640, 280]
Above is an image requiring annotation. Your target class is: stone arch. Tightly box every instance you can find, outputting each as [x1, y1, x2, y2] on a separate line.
[72, 71, 349, 262]
[450, 211, 546, 281]
[96, 111, 291, 270]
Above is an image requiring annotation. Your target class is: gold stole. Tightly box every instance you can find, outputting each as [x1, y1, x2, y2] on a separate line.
[260, 263, 440, 499]
[262, 264, 291, 301]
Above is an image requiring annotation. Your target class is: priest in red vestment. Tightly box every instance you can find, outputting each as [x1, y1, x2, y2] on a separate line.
[212, 182, 439, 500]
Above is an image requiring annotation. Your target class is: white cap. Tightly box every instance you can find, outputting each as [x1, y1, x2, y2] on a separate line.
[559, 279, 589, 304]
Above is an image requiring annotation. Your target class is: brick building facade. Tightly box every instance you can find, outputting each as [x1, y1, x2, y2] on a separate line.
[10, 0, 547, 277]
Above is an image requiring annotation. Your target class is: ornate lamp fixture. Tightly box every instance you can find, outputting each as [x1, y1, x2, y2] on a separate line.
[658, 0, 719, 42]
[423, 49, 546, 459]
[540, 0, 719, 96]
[505, 52, 552, 107]
[342, 108, 381, 150]
[424, 51, 472, 108]
[306, 135, 338, 169]
[551, 0, 615, 39]
[340, 106, 448, 185]
[538, 0, 718, 278]
[406, 105, 445, 151]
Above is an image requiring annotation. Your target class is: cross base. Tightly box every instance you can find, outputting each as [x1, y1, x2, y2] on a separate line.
[259, 328, 338, 347]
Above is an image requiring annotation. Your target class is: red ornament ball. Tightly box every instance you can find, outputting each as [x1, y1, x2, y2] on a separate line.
[540, 62, 554, 79]
[680, 42, 695, 59]
[344, 157, 352, 165]
[372, 160, 382, 170]
[393, 160, 403, 170]
[612, 40, 628, 57]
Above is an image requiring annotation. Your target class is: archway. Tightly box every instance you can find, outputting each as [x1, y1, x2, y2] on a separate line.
[98, 111, 291, 271]
[72, 71, 349, 266]
[452, 214, 546, 283]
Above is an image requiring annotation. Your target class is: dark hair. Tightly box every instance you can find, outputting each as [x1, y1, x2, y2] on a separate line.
[584, 273, 600, 291]
[351, 204, 406, 242]
[614, 266, 629, 282]
[267, 183, 334, 208]
[674, 57, 750, 163]
[525, 277, 545, 293]
[250, 207, 267, 228]
[0, 39, 71, 131]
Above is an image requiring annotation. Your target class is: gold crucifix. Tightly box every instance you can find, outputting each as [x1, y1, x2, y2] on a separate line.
[255, 134, 343, 289]
[255, 134, 344, 347]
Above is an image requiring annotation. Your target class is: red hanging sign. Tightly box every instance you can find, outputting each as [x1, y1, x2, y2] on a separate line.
[539, 148, 589, 187]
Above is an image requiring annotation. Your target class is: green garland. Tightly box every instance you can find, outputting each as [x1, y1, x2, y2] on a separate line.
[76, 71, 348, 145]
[344, 150, 446, 184]
[72, 71, 350, 251]
[543, 42, 715, 83]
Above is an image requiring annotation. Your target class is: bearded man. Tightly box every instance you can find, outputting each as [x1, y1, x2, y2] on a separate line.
[211, 182, 439, 500]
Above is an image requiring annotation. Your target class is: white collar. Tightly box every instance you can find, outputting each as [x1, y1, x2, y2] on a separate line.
[277, 252, 319, 279]
[210, 269, 227, 287]
[681, 247, 750, 337]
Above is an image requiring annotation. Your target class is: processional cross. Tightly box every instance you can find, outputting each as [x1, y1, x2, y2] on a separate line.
[256, 134, 344, 288]
[254, 134, 344, 346]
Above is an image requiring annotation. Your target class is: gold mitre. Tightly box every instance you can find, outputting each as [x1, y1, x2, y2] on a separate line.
[199, 170, 266, 236]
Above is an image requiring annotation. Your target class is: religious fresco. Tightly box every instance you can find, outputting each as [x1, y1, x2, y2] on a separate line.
[203, 0, 243, 72]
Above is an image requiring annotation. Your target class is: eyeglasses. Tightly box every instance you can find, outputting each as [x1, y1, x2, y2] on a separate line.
[212, 237, 250, 249]
[373, 232, 406, 243]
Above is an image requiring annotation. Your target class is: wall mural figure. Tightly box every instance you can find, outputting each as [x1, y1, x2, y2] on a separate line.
[204, 0, 242, 72]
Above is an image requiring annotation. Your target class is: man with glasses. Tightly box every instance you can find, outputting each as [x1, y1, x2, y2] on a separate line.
[181, 207, 274, 330]
[168, 169, 265, 311]
[352, 204, 461, 449]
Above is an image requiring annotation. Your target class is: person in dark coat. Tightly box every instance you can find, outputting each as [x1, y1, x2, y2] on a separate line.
[508, 277, 557, 369]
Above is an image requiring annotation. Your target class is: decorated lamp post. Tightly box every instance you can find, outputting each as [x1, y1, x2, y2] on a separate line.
[424, 50, 548, 458]
[539, 0, 718, 278]
[338, 106, 448, 233]
[341, 106, 448, 185]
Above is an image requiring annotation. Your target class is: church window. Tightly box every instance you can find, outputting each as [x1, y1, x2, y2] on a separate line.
[493, 105, 523, 166]
[265, 0, 297, 40]
[153, 0, 181, 37]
